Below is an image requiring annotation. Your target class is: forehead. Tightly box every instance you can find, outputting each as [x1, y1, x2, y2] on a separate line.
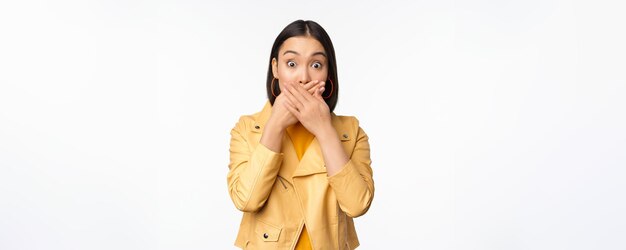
[279, 36, 325, 56]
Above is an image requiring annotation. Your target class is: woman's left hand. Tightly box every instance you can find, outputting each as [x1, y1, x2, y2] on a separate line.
[282, 83, 332, 137]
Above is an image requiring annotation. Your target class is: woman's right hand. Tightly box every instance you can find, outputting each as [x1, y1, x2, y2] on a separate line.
[270, 93, 299, 129]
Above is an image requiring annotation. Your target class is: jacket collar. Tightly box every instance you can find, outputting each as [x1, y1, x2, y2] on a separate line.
[250, 100, 352, 179]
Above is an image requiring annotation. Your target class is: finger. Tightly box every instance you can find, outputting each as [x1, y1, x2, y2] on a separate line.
[312, 84, 320, 98]
[318, 87, 326, 100]
[283, 101, 301, 119]
[280, 93, 297, 107]
[303, 80, 319, 91]
[308, 81, 326, 95]
[282, 87, 304, 109]
[288, 84, 310, 104]
[292, 84, 315, 103]
[314, 86, 324, 100]
[306, 82, 320, 94]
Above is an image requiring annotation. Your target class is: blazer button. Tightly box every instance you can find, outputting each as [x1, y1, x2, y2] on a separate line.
[343, 134, 348, 139]
[255, 125, 260, 129]
[263, 233, 269, 239]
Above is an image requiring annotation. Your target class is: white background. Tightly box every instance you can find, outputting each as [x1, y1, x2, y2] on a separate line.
[1, 0, 625, 249]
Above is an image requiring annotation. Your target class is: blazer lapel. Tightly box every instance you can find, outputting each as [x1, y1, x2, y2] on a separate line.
[292, 113, 352, 178]
[292, 137, 326, 177]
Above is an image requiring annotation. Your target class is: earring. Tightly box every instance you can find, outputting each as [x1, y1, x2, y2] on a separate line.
[323, 78, 334, 99]
[271, 78, 279, 97]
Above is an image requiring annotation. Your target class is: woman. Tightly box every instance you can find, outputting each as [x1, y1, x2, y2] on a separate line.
[227, 20, 374, 250]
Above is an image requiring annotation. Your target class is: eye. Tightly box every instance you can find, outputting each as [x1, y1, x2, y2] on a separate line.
[312, 62, 322, 69]
[287, 61, 297, 67]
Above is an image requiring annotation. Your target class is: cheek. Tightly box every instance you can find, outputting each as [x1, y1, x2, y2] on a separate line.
[311, 73, 328, 81]
[277, 70, 292, 81]
[277, 71, 298, 89]
[277, 79, 297, 91]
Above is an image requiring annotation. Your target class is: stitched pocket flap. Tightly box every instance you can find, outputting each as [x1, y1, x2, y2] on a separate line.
[254, 220, 282, 242]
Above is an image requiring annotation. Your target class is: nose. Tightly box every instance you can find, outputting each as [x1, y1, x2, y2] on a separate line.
[297, 68, 311, 84]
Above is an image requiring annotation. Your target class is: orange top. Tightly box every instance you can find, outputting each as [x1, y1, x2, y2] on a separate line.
[286, 122, 314, 250]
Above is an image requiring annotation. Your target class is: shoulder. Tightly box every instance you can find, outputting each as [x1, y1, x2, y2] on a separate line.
[231, 101, 272, 132]
[333, 114, 360, 126]
[332, 114, 366, 136]
[237, 110, 263, 124]
[231, 110, 263, 132]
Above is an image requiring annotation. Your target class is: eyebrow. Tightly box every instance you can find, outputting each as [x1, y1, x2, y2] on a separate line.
[283, 50, 327, 58]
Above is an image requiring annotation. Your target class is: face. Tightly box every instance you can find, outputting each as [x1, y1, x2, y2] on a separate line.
[272, 36, 328, 93]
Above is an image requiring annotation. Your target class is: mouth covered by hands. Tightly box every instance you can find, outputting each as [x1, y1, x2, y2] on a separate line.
[281, 80, 332, 137]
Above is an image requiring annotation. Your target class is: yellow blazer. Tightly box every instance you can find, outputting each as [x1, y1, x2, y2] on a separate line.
[227, 101, 375, 249]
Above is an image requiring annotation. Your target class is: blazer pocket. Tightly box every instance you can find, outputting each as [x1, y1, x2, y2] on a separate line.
[254, 219, 282, 242]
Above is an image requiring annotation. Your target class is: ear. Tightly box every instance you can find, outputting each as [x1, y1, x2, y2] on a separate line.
[271, 58, 279, 79]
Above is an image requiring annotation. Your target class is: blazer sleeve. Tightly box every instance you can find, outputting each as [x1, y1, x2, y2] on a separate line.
[227, 117, 284, 212]
[327, 119, 375, 218]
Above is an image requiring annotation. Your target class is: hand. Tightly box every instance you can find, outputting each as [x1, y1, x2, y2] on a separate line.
[268, 80, 326, 130]
[269, 93, 299, 129]
[282, 82, 332, 137]
[299, 80, 326, 97]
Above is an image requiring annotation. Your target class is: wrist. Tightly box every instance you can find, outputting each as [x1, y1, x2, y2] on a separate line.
[265, 118, 286, 135]
[316, 124, 337, 143]
[267, 115, 288, 132]
[260, 118, 285, 153]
